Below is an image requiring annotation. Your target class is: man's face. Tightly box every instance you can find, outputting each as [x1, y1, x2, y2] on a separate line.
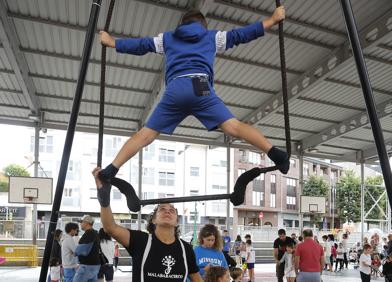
[71, 229, 78, 236]
[279, 234, 286, 241]
[291, 234, 296, 239]
[80, 221, 91, 231]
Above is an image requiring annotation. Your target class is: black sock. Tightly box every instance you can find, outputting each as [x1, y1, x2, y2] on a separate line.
[267, 146, 290, 174]
[230, 168, 261, 206]
[99, 163, 119, 182]
[111, 178, 140, 212]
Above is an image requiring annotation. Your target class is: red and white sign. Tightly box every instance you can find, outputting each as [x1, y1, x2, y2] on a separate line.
[258, 212, 264, 219]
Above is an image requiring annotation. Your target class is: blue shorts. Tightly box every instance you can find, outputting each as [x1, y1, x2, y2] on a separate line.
[146, 76, 234, 134]
[247, 263, 255, 269]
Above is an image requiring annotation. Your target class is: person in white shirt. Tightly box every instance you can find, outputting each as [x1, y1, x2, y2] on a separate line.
[359, 244, 372, 282]
[279, 243, 295, 282]
[49, 257, 61, 282]
[321, 235, 332, 272]
[335, 243, 344, 272]
[98, 228, 115, 282]
[342, 233, 349, 269]
[61, 222, 79, 282]
[246, 240, 256, 282]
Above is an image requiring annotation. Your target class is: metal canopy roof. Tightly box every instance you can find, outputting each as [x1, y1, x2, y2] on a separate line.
[0, 0, 392, 163]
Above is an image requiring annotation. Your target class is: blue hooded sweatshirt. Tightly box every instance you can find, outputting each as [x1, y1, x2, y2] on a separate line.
[115, 21, 264, 84]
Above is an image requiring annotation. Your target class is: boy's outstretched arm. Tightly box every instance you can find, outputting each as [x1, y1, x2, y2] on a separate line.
[263, 5, 285, 30]
[99, 31, 162, 55]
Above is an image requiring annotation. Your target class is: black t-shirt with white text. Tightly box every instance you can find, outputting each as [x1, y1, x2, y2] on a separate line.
[126, 230, 199, 281]
[78, 229, 100, 265]
[273, 236, 296, 260]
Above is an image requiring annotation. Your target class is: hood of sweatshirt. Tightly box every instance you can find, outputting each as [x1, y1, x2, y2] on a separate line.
[173, 21, 207, 42]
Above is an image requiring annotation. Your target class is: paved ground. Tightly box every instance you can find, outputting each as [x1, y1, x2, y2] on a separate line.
[0, 264, 384, 281]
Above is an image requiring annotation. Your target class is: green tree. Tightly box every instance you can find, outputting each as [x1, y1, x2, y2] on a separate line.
[336, 170, 361, 223]
[0, 164, 30, 192]
[364, 175, 385, 223]
[303, 175, 329, 226]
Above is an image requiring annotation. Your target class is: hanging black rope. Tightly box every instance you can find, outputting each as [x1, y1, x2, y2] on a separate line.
[98, 0, 116, 167]
[98, 2, 291, 210]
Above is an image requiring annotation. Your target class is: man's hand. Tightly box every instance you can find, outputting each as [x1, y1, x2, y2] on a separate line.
[99, 31, 116, 48]
[92, 167, 103, 189]
[272, 6, 285, 25]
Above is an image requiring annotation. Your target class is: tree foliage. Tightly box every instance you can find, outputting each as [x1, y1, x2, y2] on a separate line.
[336, 170, 361, 223]
[0, 164, 30, 192]
[303, 175, 329, 197]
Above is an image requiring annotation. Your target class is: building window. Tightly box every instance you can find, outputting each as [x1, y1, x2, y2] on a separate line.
[212, 185, 227, 192]
[287, 196, 296, 210]
[159, 172, 175, 186]
[290, 159, 296, 168]
[239, 150, 247, 163]
[159, 148, 175, 162]
[304, 163, 309, 176]
[270, 193, 276, 208]
[190, 189, 199, 196]
[90, 188, 97, 199]
[190, 167, 199, 177]
[64, 188, 72, 197]
[31, 135, 54, 153]
[112, 188, 122, 200]
[142, 167, 155, 185]
[142, 192, 154, 200]
[286, 178, 296, 187]
[143, 144, 155, 160]
[211, 201, 226, 213]
[105, 137, 122, 157]
[248, 151, 261, 165]
[252, 191, 264, 206]
[238, 168, 246, 177]
[271, 174, 276, 183]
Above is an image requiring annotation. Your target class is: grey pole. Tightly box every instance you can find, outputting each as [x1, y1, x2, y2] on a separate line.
[32, 125, 39, 245]
[298, 153, 304, 232]
[137, 138, 143, 230]
[361, 158, 365, 245]
[226, 135, 231, 232]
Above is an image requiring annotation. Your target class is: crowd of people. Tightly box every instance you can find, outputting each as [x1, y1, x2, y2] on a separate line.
[46, 216, 119, 282]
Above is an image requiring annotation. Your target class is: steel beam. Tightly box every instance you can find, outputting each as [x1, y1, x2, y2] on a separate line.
[0, 0, 40, 114]
[214, 0, 347, 39]
[134, 0, 336, 49]
[302, 97, 392, 151]
[238, 9, 392, 129]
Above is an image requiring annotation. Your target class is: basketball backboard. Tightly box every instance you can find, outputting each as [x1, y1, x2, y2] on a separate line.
[8, 176, 53, 204]
[300, 195, 326, 214]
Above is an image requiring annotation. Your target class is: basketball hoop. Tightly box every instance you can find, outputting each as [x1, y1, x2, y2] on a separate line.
[24, 196, 36, 204]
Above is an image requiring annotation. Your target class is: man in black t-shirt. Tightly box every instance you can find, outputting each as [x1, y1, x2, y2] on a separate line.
[73, 215, 101, 282]
[92, 167, 203, 282]
[273, 228, 295, 282]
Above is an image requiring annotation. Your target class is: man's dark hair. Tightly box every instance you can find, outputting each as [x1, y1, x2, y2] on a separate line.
[65, 222, 79, 234]
[322, 235, 328, 240]
[303, 229, 313, 238]
[278, 229, 286, 235]
[180, 9, 207, 28]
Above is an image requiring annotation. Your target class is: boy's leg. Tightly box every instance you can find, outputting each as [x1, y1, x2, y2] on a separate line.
[219, 118, 289, 174]
[99, 127, 159, 181]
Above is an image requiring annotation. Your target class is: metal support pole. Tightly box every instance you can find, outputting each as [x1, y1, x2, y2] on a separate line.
[298, 153, 304, 232]
[226, 136, 231, 232]
[39, 1, 101, 280]
[361, 159, 365, 245]
[137, 140, 143, 230]
[340, 0, 392, 208]
[32, 125, 39, 245]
